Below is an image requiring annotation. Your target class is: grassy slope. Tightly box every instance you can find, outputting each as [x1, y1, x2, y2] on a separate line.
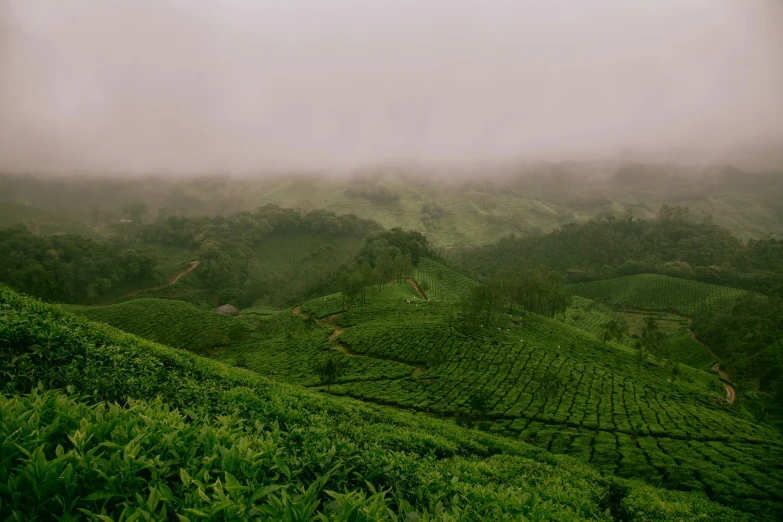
[70, 298, 247, 353]
[565, 296, 715, 372]
[254, 234, 364, 282]
[0, 201, 99, 237]
[567, 274, 747, 317]
[0, 286, 753, 521]
[256, 178, 783, 246]
[224, 260, 783, 519]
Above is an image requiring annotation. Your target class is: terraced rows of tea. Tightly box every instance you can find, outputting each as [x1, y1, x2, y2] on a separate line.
[565, 296, 714, 371]
[214, 304, 416, 386]
[4, 285, 763, 521]
[72, 298, 247, 353]
[415, 257, 477, 300]
[329, 310, 782, 513]
[265, 260, 783, 515]
[567, 274, 747, 316]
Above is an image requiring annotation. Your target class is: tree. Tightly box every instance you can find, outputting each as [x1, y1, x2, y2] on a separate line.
[634, 342, 649, 372]
[313, 355, 347, 392]
[640, 316, 665, 359]
[467, 390, 490, 422]
[601, 318, 628, 344]
[539, 366, 562, 401]
[664, 358, 681, 384]
[124, 200, 148, 223]
[340, 270, 365, 309]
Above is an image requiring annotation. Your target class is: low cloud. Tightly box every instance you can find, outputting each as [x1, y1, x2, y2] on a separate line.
[1, 0, 782, 174]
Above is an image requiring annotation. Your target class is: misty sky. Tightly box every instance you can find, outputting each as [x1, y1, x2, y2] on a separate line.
[1, 0, 782, 174]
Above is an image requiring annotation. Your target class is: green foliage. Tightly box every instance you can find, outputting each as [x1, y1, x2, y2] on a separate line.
[568, 274, 747, 316]
[0, 201, 99, 236]
[600, 318, 628, 345]
[314, 355, 348, 391]
[0, 224, 158, 303]
[138, 205, 379, 307]
[72, 298, 248, 353]
[216, 306, 414, 385]
[415, 258, 477, 301]
[450, 213, 783, 294]
[3, 285, 760, 520]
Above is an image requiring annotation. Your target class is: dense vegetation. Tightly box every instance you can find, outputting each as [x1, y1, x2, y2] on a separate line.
[70, 298, 249, 354]
[449, 207, 783, 295]
[567, 274, 747, 317]
[692, 294, 783, 427]
[3, 170, 783, 520]
[2, 286, 755, 521]
[4, 164, 783, 247]
[0, 224, 157, 303]
[0, 205, 381, 308]
[138, 205, 381, 307]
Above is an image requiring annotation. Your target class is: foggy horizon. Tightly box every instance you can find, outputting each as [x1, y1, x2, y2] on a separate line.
[1, 0, 782, 176]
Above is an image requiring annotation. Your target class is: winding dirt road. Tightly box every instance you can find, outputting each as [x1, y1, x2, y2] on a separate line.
[109, 261, 200, 302]
[689, 329, 736, 404]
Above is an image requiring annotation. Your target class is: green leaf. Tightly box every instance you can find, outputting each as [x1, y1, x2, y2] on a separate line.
[250, 484, 284, 503]
[84, 491, 122, 501]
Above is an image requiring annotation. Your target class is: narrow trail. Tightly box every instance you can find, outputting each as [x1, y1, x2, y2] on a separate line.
[101, 261, 200, 304]
[292, 305, 426, 378]
[688, 328, 736, 405]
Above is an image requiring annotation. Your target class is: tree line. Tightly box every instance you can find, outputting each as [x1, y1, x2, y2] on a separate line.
[339, 229, 429, 308]
[448, 205, 783, 296]
[459, 266, 572, 326]
[0, 224, 156, 303]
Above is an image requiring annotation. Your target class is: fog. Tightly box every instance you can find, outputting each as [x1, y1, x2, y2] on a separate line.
[1, 0, 782, 175]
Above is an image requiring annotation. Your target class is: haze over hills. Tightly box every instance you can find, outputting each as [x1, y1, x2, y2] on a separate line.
[2, 1, 783, 520]
[2, 159, 783, 248]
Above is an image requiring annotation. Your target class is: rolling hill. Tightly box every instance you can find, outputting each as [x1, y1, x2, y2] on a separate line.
[192, 260, 783, 519]
[567, 274, 747, 317]
[0, 201, 99, 237]
[1, 284, 756, 521]
[70, 298, 248, 353]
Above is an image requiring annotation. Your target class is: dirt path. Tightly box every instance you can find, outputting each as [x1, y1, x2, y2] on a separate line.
[292, 305, 426, 377]
[102, 261, 200, 303]
[688, 329, 736, 405]
[168, 261, 200, 285]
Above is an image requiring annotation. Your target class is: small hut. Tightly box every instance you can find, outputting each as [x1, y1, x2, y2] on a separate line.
[212, 304, 239, 316]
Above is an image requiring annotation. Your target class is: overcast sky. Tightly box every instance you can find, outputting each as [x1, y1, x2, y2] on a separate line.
[1, 0, 782, 174]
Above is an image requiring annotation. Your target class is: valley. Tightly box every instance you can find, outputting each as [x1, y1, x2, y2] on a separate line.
[1, 176, 783, 520]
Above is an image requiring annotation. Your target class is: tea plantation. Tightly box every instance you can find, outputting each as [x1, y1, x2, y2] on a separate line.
[1, 285, 756, 521]
[237, 260, 783, 520]
[69, 298, 249, 353]
[567, 274, 747, 316]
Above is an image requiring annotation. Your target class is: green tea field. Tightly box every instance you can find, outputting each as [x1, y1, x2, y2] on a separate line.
[3, 285, 756, 521]
[71, 298, 248, 353]
[567, 274, 747, 316]
[253, 261, 783, 518]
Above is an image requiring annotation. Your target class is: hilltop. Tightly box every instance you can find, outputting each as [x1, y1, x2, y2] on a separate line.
[2, 163, 782, 248]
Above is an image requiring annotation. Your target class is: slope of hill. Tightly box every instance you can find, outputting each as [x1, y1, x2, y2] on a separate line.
[567, 274, 747, 316]
[0, 201, 98, 237]
[202, 260, 783, 519]
[0, 285, 754, 521]
[70, 298, 248, 353]
[5, 166, 782, 249]
[563, 296, 715, 372]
